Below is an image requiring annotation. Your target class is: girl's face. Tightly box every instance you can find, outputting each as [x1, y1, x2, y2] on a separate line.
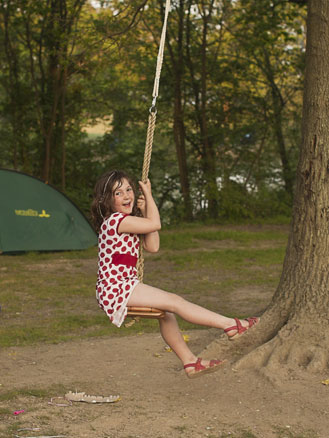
[112, 178, 135, 215]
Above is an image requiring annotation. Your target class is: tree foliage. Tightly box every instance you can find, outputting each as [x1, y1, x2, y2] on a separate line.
[0, 0, 306, 221]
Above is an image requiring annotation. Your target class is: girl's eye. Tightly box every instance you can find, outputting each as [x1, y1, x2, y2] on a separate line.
[115, 191, 121, 196]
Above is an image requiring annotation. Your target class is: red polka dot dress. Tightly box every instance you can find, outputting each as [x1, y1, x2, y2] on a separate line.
[96, 212, 140, 327]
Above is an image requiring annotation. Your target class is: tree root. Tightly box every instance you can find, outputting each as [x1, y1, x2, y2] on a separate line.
[232, 321, 329, 384]
[202, 306, 329, 384]
[201, 307, 286, 361]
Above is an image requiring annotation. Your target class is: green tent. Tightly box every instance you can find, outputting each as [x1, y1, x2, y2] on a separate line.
[0, 169, 97, 253]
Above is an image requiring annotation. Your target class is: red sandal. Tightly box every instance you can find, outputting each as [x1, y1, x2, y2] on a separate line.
[224, 317, 260, 340]
[184, 357, 225, 379]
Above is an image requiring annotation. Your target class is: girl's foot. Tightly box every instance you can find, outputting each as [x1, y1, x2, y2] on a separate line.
[224, 317, 260, 341]
[184, 357, 226, 379]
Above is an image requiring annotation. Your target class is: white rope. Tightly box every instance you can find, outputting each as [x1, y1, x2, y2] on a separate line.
[151, 0, 171, 104]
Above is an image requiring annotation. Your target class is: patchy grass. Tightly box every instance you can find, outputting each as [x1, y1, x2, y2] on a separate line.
[217, 428, 319, 438]
[273, 426, 319, 438]
[163, 247, 285, 269]
[0, 224, 288, 348]
[160, 226, 288, 251]
[0, 384, 69, 402]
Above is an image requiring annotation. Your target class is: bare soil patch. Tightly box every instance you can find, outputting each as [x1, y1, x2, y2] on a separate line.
[1, 330, 328, 438]
[1, 224, 328, 437]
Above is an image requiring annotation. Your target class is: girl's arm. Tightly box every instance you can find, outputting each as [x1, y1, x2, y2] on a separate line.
[118, 180, 161, 252]
[137, 193, 160, 253]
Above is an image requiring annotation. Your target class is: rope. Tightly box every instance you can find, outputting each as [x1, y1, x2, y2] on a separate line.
[137, 0, 171, 283]
[151, 0, 171, 105]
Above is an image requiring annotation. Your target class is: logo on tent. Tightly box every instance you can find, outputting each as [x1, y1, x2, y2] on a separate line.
[39, 210, 50, 218]
[15, 209, 51, 218]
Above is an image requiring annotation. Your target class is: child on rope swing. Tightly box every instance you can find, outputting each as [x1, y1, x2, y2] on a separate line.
[91, 170, 259, 379]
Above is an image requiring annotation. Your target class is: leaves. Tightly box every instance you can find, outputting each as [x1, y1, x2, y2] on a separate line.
[0, 0, 307, 222]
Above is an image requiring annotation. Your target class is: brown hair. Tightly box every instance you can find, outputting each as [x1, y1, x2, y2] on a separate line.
[91, 170, 138, 233]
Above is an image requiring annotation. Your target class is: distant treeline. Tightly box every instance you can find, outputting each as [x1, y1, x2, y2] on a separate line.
[0, 0, 306, 222]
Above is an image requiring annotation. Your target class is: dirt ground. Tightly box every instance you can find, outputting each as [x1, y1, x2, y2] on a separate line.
[1, 226, 328, 437]
[1, 328, 329, 438]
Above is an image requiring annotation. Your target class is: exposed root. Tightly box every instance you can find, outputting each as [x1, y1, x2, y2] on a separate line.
[201, 306, 287, 361]
[233, 335, 280, 371]
[203, 300, 329, 385]
[298, 347, 328, 372]
[231, 320, 329, 384]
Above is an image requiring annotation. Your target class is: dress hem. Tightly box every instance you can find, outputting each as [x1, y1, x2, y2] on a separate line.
[111, 279, 139, 327]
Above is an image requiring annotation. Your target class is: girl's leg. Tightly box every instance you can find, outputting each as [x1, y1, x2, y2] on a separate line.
[158, 312, 224, 376]
[128, 282, 241, 332]
[158, 311, 197, 365]
[127, 283, 257, 376]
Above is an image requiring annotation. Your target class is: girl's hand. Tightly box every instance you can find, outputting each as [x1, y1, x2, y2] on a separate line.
[137, 194, 146, 216]
[138, 179, 152, 197]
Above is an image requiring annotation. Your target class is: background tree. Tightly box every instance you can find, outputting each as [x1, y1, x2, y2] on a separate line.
[162, 0, 193, 221]
[230, 0, 305, 202]
[0, 0, 307, 222]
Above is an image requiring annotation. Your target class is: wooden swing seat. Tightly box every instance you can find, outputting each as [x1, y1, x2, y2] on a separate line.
[127, 306, 165, 319]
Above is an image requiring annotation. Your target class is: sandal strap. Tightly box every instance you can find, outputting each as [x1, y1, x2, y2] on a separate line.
[209, 359, 223, 367]
[184, 358, 223, 372]
[184, 357, 205, 371]
[224, 317, 246, 335]
[246, 317, 258, 327]
[224, 316, 259, 335]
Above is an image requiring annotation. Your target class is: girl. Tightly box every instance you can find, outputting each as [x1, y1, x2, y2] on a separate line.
[91, 170, 259, 379]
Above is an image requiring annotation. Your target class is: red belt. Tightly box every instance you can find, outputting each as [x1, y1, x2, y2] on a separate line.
[112, 253, 138, 268]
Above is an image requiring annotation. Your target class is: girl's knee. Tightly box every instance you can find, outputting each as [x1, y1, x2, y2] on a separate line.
[159, 312, 178, 330]
[166, 293, 187, 314]
[162, 311, 175, 322]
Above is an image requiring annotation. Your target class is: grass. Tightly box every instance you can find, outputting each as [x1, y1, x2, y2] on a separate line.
[163, 247, 285, 269]
[160, 227, 288, 251]
[273, 426, 319, 438]
[0, 223, 288, 348]
[0, 384, 69, 402]
[217, 428, 319, 438]
[172, 425, 188, 433]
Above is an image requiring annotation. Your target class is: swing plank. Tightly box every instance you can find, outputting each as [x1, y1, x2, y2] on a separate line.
[127, 306, 165, 319]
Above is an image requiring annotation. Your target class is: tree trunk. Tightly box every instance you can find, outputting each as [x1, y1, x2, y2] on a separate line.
[185, 0, 219, 219]
[173, 86, 193, 221]
[20, 0, 84, 183]
[60, 66, 68, 192]
[168, 0, 193, 221]
[263, 49, 294, 198]
[1, 1, 25, 171]
[200, 3, 218, 219]
[209, 0, 329, 379]
[272, 92, 294, 198]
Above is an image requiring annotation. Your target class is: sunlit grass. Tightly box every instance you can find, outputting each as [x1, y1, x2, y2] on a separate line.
[165, 247, 285, 269]
[0, 385, 69, 402]
[0, 223, 288, 347]
[160, 227, 287, 251]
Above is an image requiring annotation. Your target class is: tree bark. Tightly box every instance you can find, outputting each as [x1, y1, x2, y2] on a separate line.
[200, 0, 218, 219]
[263, 49, 294, 199]
[265, 0, 329, 322]
[60, 66, 68, 192]
[166, 0, 193, 221]
[208, 0, 329, 378]
[185, 0, 219, 219]
[1, 0, 26, 170]
[19, 0, 85, 184]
